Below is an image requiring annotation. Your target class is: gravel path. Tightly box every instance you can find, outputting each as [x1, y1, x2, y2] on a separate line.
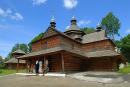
[0, 74, 130, 87]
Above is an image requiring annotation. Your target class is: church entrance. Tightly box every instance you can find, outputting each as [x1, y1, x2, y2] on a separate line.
[47, 54, 62, 72]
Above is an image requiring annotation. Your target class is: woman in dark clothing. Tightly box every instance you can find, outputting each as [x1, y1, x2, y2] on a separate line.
[35, 60, 39, 75]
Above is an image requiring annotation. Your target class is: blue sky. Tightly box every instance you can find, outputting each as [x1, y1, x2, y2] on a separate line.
[0, 0, 130, 58]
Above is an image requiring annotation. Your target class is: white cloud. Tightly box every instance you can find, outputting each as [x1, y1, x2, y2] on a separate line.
[77, 20, 91, 27]
[0, 41, 14, 57]
[63, 0, 78, 9]
[33, 0, 47, 5]
[66, 25, 70, 29]
[0, 8, 7, 17]
[6, 9, 12, 14]
[0, 8, 23, 21]
[126, 29, 130, 34]
[10, 13, 23, 21]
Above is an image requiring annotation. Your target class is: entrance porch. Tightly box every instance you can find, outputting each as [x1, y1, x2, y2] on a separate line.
[16, 52, 65, 73]
[16, 51, 87, 74]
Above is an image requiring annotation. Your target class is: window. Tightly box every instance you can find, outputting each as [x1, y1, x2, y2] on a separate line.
[71, 44, 74, 49]
[42, 41, 48, 49]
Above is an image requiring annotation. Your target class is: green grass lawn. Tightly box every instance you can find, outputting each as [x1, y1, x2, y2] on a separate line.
[0, 69, 26, 76]
[0, 69, 16, 76]
[118, 65, 130, 74]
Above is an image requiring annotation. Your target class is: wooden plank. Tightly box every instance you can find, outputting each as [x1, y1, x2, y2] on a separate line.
[26, 60, 28, 73]
[61, 53, 64, 72]
[16, 59, 19, 73]
[44, 56, 46, 70]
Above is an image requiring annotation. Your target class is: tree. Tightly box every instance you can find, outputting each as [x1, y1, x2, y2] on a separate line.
[0, 56, 5, 69]
[101, 12, 121, 40]
[81, 27, 95, 34]
[115, 34, 130, 63]
[31, 33, 44, 43]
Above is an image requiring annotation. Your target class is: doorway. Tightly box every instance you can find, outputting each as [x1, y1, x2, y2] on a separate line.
[47, 55, 62, 72]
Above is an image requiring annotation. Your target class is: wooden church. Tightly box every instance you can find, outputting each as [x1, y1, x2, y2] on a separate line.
[17, 17, 126, 73]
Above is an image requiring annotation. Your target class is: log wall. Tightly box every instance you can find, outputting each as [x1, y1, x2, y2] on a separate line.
[60, 36, 82, 51]
[63, 52, 85, 72]
[5, 63, 26, 69]
[32, 35, 61, 52]
[86, 57, 118, 71]
[47, 54, 61, 72]
[82, 40, 115, 52]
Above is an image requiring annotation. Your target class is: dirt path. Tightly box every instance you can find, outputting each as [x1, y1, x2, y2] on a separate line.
[0, 75, 130, 87]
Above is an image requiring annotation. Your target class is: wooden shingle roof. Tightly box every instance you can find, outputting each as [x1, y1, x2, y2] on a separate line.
[18, 46, 85, 59]
[82, 30, 108, 44]
[18, 45, 120, 59]
[12, 49, 26, 55]
[5, 58, 25, 64]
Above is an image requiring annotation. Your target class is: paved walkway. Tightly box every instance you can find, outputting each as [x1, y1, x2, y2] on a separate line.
[0, 74, 130, 87]
[67, 71, 124, 83]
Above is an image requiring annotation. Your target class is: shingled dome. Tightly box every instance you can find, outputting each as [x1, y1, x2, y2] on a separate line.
[12, 49, 26, 55]
[66, 16, 80, 31]
[65, 16, 85, 41]
[50, 16, 56, 28]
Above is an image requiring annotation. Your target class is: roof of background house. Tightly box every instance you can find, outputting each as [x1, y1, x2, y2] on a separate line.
[5, 58, 25, 64]
[82, 30, 108, 44]
[12, 49, 26, 55]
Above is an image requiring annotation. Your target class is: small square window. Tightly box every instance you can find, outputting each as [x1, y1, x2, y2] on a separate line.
[42, 41, 47, 49]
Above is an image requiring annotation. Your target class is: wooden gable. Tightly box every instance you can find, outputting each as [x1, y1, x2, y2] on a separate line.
[42, 27, 59, 39]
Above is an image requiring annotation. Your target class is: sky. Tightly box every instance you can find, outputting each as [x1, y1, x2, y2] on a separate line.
[0, 0, 130, 58]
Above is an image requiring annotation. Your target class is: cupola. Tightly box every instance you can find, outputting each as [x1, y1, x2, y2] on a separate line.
[64, 16, 85, 41]
[96, 23, 102, 32]
[11, 44, 26, 58]
[50, 16, 56, 28]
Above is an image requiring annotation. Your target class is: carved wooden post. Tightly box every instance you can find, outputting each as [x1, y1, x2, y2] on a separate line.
[61, 53, 64, 72]
[43, 56, 46, 75]
[42, 57, 44, 74]
[26, 59, 28, 73]
[44, 56, 46, 69]
[16, 59, 19, 73]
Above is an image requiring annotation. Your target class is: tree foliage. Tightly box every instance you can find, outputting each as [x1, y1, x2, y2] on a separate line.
[81, 27, 95, 34]
[0, 56, 5, 69]
[115, 34, 130, 63]
[31, 33, 44, 43]
[28, 32, 44, 52]
[101, 12, 121, 40]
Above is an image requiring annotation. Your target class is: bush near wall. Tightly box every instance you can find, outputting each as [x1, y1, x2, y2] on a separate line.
[118, 65, 130, 74]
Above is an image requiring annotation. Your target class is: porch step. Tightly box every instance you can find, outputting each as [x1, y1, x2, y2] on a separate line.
[16, 73, 36, 76]
[44, 73, 66, 77]
[15, 73, 66, 77]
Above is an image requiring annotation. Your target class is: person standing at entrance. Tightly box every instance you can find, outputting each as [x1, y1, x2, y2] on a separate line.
[43, 59, 49, 75]
[39, 61, 43, 74]
[35, 60, 39, 75]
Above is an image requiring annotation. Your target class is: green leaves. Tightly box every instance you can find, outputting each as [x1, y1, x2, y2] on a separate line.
[101, 12, 121, 40]
[31, 33, 44, 43]
[81, 27, 95, 34]
[115, 34, 130, 63]
[0, 56, 5, 69]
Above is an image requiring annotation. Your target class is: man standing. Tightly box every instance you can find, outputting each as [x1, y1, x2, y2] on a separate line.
[35, 60, 39, 75]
